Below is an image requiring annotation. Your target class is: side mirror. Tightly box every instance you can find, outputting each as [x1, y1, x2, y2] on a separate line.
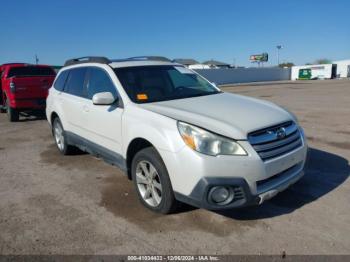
[92, 92, 116, 105]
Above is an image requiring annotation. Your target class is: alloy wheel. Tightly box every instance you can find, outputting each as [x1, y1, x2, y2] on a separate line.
[135, 160, 163, 207]
[54, 121, 65, 152]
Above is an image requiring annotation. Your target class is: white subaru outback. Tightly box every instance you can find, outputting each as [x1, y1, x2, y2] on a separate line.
[46, 56, 308, 214]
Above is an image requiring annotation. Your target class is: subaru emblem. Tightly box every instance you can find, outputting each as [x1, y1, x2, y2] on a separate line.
[276, 127, 287, 139]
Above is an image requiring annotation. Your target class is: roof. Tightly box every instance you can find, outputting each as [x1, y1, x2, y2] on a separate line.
[203, 59, 230, 66]
[63, 56, 175, 68]
[333, 59, 350, 64]
[110, 60, 179, 68]
[172, 58, 199, 65]
[127, 56, 171, 62]
[1, 63, 53, 68]
[62, 60, 179, 70]
[1, 63, 27, 66]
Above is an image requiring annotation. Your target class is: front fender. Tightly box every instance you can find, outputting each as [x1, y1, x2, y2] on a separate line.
[122, 106, 185, 158]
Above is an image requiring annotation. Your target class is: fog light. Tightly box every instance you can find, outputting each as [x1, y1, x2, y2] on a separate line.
[209, 186, 234, 205]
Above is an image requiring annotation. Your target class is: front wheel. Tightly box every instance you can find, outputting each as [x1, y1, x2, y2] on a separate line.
[131, 147, 179, 214]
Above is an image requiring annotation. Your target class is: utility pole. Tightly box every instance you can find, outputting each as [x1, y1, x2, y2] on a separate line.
[276, 45, 282, 66]
[35, 55, 39, 65]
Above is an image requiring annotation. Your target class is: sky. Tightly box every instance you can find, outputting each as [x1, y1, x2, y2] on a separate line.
[0, 0, 349, 67]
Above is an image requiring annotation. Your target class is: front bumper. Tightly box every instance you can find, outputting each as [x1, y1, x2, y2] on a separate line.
[174, 165, 304, 210]
[10, 98, 46, 109]
[160, 131, 308, 210]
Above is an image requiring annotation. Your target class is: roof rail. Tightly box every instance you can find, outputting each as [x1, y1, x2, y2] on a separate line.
[64, 56, 111, 67]
[127, 56, 172, 62]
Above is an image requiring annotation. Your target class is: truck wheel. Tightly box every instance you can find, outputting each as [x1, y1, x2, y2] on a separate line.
[52, 117, 74, 155]
[131, 147, 179, 214]
[6, 99, 19, 122]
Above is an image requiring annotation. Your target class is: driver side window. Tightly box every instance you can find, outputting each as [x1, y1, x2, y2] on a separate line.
[87, 68, 118, 99]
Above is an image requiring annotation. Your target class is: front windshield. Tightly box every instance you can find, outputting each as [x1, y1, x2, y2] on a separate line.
[114, 65, 220, 103]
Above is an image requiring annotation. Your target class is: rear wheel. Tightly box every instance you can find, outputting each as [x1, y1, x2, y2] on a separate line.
[52, 117, 74, 155]
[0, 93, 4, 113]
[131, 147, 179, 214]
[6, 99, 19, 122]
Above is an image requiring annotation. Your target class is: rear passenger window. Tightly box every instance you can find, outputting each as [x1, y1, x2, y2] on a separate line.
[54, 70, 69, 91]
[65, 68, 87, 97]
[87, 68, 117, 99]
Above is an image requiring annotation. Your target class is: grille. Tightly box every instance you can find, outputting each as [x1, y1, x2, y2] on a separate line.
[248, 121, 302, 161]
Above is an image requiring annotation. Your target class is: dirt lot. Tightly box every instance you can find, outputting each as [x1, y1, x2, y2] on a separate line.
[0, 79, 349, 255]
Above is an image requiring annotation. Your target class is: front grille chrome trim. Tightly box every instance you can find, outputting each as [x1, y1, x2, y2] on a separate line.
[248, 121, 297, 145]
[252, 131, 300, 151]
[248, 121, 303, 161]
[258, 139, 302, 160]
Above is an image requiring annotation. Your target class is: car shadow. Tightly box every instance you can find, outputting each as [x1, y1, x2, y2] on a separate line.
[18, 110, 47, 122]
[215, 147, 349, 220]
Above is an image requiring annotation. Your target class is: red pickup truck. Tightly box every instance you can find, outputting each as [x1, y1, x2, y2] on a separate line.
[0, 63, 56, 121]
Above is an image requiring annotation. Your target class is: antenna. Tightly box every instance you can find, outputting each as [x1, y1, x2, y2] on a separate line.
[35, 55, 39, 65]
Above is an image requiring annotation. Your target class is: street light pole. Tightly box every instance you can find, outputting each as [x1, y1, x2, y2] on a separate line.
[276, 45, 282, 66]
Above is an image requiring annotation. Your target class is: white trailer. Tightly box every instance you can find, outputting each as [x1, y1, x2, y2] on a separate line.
[291, 64, 333, 80]
[333, 59, 350, 78]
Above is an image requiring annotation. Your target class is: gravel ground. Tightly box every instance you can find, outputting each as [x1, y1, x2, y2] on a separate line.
[0, 79, 349, 255]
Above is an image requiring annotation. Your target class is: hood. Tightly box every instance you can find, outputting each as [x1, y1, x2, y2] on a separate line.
[139, 92, 293, 139]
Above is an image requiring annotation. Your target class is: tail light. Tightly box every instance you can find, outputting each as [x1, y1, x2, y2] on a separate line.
[10, 82, 16, 93]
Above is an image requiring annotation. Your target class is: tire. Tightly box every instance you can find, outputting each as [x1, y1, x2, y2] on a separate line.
[6, 99, 19, 122]
[52, 117, 74, 155]
[131, 147, 179, 214]
[0, 94, 4, 113]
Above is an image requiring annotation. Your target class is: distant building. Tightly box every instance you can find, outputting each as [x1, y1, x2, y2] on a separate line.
[173, 58, 199, 67]
[333, 59, 350, 78]
[291, 64, 334, 80]
[203, 59, 230, 69]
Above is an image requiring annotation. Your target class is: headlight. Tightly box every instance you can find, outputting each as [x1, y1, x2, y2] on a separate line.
[177, 122, 247, 156]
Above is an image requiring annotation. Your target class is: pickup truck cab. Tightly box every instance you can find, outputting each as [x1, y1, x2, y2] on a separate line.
[46, 56, 308, 214]
[0, 63, 56, 121]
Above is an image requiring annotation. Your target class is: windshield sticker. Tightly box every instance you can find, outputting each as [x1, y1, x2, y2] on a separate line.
[174, 66, 194, 74]
[137, 93, 148, 100]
